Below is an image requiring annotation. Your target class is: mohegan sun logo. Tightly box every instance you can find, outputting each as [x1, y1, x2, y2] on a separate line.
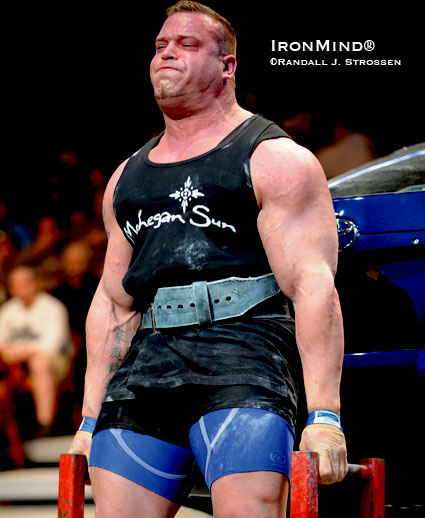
[122, 176, 236, 245]
[169, 176, 204, 213]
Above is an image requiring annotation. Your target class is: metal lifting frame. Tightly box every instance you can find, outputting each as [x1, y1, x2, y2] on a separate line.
[58, 452, 385, 518]
[58, 453, 87, 518]
[290, 451, 385, 518]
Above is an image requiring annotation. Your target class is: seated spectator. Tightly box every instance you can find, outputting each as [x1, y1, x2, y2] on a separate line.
[281, 111, 316, 150]
[0, 266, 72, 436]
[315, 124, 377, 179]
[15, 215, 66, 267]
[0, 201, 33, 251]
[0, 231, 18, 287]
[52, 241, 99, 407]
[52, 241, 99, 336]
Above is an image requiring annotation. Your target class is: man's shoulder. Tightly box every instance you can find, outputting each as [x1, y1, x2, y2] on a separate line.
[250, 137, 328, 206]
[105, 132, 160, 196]
[253, 136, 310, 159]
[0, 297, 20, 314]
[252, 137, 321, 178]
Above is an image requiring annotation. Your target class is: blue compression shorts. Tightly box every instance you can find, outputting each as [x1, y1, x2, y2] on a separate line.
[89, 407, 295, 504]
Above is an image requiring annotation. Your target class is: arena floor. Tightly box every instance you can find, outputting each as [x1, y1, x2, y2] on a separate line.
[0, 436, 212, 518]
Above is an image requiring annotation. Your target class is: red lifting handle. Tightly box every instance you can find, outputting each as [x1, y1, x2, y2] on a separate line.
[58, 451, 385, 518]
[290, 451, 385, 518]
[58, 453, 87, 518]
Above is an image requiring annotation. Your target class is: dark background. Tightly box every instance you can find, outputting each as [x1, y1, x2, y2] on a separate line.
[5, 1, 424, 222]
[3, 5, 424, 509]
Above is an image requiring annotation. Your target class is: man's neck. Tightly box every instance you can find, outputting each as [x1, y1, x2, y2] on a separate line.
[20, 293, 38, 307]
[160, 99, 252, 149]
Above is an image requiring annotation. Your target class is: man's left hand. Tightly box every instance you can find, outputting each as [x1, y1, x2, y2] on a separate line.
[299, 424, 348, 484]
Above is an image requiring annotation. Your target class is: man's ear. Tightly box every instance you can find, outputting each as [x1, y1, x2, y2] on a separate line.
[222, 55, 237, 80]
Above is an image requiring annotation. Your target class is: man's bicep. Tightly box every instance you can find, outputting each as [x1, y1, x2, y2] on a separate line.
[253, 140, 338, 298]
[101, 159, 128, 241]
[100, 214, 135, 309]
[99, 159, 134, 309]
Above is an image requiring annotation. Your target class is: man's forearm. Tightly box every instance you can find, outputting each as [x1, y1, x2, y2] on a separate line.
[82, 293, 140, 419]
[294, 286, 344, 414]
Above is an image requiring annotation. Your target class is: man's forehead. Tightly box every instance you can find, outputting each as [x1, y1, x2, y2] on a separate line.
[156, 11, 221, 40]
[9, 270, 35, 283]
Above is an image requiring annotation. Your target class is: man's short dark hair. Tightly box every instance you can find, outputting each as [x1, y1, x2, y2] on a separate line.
[166, 1, 237, 56]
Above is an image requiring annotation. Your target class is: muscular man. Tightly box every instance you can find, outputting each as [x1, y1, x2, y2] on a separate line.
[70, 2, 347, 516]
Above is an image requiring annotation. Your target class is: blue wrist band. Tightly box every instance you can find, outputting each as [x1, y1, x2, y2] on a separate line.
[79, 417, 97, 434]
[306, 410, 343, 431]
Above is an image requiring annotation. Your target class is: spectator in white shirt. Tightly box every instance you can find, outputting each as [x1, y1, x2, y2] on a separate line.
[0, 265, 72, 434]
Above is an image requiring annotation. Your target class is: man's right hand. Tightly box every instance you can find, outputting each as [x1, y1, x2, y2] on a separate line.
[69, 430, 93, 465]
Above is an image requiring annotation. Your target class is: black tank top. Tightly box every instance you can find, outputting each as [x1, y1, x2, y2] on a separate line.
[113, 114, 290, 311]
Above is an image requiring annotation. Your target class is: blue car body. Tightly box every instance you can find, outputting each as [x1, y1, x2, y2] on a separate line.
[328, 143, 425, 351]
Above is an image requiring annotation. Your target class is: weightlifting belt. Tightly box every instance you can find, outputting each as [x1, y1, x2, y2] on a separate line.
[141, 273, 283, 330]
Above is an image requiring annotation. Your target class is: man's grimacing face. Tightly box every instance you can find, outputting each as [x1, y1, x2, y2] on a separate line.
[150, 12, 227, 103]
